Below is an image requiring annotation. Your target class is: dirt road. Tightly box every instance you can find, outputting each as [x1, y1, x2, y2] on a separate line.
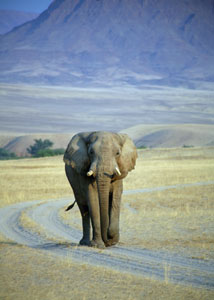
[0, 182, 213, 290]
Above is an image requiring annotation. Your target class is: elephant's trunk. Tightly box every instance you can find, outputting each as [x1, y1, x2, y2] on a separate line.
[96, 170, 111, 245]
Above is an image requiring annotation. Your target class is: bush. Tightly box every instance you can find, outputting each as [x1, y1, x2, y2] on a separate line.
[52, 148, 65, 155]
[36, 148, 64, 157]
[0, 148, 17, 160]
[27, 139, 64, 157]
[183, 144, 194, 148]
[27, 139, 53, 156]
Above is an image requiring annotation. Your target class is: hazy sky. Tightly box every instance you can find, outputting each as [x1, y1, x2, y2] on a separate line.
[0, 0, 53, 13]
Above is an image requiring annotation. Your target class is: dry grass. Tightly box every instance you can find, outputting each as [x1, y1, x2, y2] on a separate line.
[125, 147, 214, 190]
[0, 156, 72, 208]
[0, 244, 212, 300]
[0, 147, 214, 299]
[0, 147, 213, 208]
[121, 185, 214, 259]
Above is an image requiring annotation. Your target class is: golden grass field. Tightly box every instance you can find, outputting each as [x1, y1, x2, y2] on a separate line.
[0, 147, 214, 299]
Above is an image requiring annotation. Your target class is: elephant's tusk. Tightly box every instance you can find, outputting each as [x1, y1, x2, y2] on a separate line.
[87, 170, 94, 177]
[115, 166, 121, 176]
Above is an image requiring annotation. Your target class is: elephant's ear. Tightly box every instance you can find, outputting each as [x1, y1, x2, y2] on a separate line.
[117, 133, 137, 176]
[64, 132, 90, 174]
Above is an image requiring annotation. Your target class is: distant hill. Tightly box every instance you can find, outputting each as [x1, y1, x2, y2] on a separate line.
[2, 134, 72, 157]
[122, 124, 214, 148]
[0, 0, 214, 87]
[1, 124, 214, 157]
[0, 10, 38, 35]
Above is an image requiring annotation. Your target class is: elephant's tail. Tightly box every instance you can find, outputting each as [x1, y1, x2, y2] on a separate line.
[65, 200, 76, 211]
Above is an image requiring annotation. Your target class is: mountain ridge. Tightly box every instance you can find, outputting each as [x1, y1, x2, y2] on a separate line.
[0, 0, 214, 87]
[0, 10, 38, 35]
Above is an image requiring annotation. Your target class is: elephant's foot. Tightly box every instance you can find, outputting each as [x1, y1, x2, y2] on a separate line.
[79, 238, 90, 246]
[89, 239, 105, 249]
[105, 235, 119, 247]
[105, 239, 118, 247]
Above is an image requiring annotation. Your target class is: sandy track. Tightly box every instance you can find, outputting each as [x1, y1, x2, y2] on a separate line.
[0, 182, 214, 290]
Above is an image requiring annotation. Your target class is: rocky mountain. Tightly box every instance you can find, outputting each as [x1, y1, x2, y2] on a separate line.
[0, 10, 38, 35]
[0, 0, 214, 87]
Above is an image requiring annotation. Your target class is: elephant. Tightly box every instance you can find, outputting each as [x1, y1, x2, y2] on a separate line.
[63, 131, 137, 248]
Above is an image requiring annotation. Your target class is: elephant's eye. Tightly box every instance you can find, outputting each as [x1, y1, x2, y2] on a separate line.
[116, 150, 120, 156]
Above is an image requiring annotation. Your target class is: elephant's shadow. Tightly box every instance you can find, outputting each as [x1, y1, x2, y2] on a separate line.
[36, 241, 79, 251]
[0, 240, 94, 255]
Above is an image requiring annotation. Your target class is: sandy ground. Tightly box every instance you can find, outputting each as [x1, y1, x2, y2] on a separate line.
[1, 84, 214, 134]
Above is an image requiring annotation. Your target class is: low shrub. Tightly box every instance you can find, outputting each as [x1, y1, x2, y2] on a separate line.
[0, 148, 18, 160]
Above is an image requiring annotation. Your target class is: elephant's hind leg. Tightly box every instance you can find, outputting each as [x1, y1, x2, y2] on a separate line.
[77, 202, 91, 246]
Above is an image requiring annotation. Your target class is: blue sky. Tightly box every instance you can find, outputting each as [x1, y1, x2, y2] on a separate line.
[0, 0, 53, 13]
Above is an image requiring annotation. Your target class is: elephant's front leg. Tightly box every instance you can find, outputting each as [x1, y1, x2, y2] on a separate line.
[106, 180, 123, 247]
[88, 184, 105, 249]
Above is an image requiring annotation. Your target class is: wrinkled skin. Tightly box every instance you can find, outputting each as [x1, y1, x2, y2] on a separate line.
[64, 131, 137, 248]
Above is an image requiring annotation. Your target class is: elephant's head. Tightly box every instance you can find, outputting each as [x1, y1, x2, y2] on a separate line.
[63, 131, 137, 244]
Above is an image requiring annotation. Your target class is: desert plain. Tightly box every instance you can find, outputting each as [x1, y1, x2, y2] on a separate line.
[0, 84, 214, 299]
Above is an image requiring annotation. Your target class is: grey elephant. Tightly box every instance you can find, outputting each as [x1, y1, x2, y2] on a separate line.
[63, 131, 137, 248]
